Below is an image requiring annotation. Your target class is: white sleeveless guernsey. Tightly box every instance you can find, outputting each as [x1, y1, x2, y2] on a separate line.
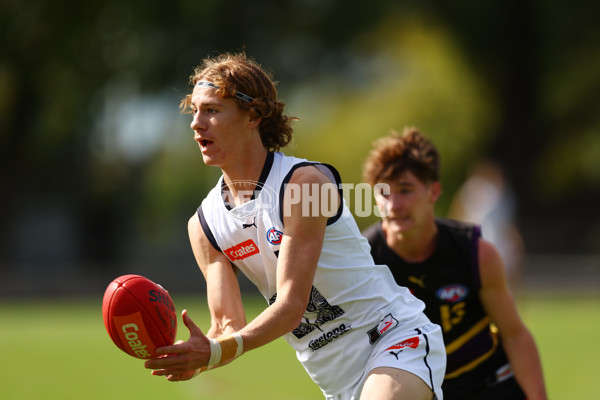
[198, 152, 430, 396]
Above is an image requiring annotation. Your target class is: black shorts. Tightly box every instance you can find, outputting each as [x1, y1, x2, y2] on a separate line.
[446, 375, 526, 400]
[442, 353, 526, 400]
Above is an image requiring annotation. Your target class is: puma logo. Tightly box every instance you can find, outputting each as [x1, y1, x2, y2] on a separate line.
[242, 218, 257, 229]
[386, 336, 419, 360]
[408, 274, 426, 289]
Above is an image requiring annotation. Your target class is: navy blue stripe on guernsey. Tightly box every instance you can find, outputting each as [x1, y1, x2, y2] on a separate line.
[416, 328, 435, 396]
[251, 151, 274, 200]
[197, 205, 221, 252]
[278, 162, 344, 227]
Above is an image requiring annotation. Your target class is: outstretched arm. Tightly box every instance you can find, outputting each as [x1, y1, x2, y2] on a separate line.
[145, 165, 338, 379]
[144, 214, 246, 380]
[478, 239, 547, 400]
[234, 165, 337, 351]
[188, 215, 247, 339]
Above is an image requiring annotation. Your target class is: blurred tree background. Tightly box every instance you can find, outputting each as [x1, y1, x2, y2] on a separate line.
[1, 0, 599, 296]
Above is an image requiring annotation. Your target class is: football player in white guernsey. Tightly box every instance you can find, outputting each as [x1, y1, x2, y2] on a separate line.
[144, 52, 446, 400]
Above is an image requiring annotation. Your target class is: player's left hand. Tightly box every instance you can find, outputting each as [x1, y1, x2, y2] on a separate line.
[144, 309, 211, 380]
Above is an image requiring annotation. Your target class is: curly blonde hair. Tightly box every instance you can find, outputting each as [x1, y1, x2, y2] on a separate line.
[180, 52, 296, 151]
[363, 127, 440, 186]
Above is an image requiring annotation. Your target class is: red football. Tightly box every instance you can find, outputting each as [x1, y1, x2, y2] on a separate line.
[102, 274, 177, 359]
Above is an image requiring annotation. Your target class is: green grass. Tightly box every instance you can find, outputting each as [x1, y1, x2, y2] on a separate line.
[1, 293, 598, 399]
[516, 293, 600, 399]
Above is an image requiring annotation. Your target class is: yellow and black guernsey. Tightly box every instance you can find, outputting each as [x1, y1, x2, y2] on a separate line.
[364, 218, 520, 399]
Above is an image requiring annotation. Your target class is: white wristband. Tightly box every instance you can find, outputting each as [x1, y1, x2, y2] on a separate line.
[208, 338, 221, 367]
[207, 333, 244, 367]
[232, 332, 244, 358]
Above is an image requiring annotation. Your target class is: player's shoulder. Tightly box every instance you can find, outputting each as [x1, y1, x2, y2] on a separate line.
[188, 212, 201, 232]
[478, 238, 503, 266]
[287, 163, 330, 184]
[435, 216, 476, 230]
[187, 211, 207, 245]
[435, 217, 479, 240]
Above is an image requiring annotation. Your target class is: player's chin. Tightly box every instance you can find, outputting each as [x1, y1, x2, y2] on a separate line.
[391, 218, 414, 231]
[385, 220, 407, 233]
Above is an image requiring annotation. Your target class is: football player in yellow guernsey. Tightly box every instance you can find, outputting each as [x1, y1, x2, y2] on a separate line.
[362, 127, 547, 400]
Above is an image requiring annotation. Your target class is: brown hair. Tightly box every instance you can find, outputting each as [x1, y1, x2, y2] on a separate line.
[363, 127, 440, 186]
[180, 52, 296, 151]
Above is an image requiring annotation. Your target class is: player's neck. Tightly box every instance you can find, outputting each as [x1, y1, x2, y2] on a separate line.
[222, 148, 269, 207]
[384, 220, 438, 263]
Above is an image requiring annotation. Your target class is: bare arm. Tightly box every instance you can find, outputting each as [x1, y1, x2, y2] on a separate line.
[188, 215, 246, 338]
[478, 239, 547, 400]
[236, 165, 336, 351]
[143, 215, 247, 379]
[145, 166, 337, 378]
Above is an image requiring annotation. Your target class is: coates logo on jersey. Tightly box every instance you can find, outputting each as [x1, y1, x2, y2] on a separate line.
[386, 336, 420, 352]
[266, 227, 283, 245]
[224, 239, 259, 261]
[436, 284, 468, 303]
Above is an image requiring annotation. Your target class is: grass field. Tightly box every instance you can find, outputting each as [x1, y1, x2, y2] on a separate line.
[1, 292, 598, 399]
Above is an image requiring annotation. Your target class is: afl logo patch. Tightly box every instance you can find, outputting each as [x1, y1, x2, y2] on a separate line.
[436, 284, 468, 303]
[266, 227, 283, 245]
